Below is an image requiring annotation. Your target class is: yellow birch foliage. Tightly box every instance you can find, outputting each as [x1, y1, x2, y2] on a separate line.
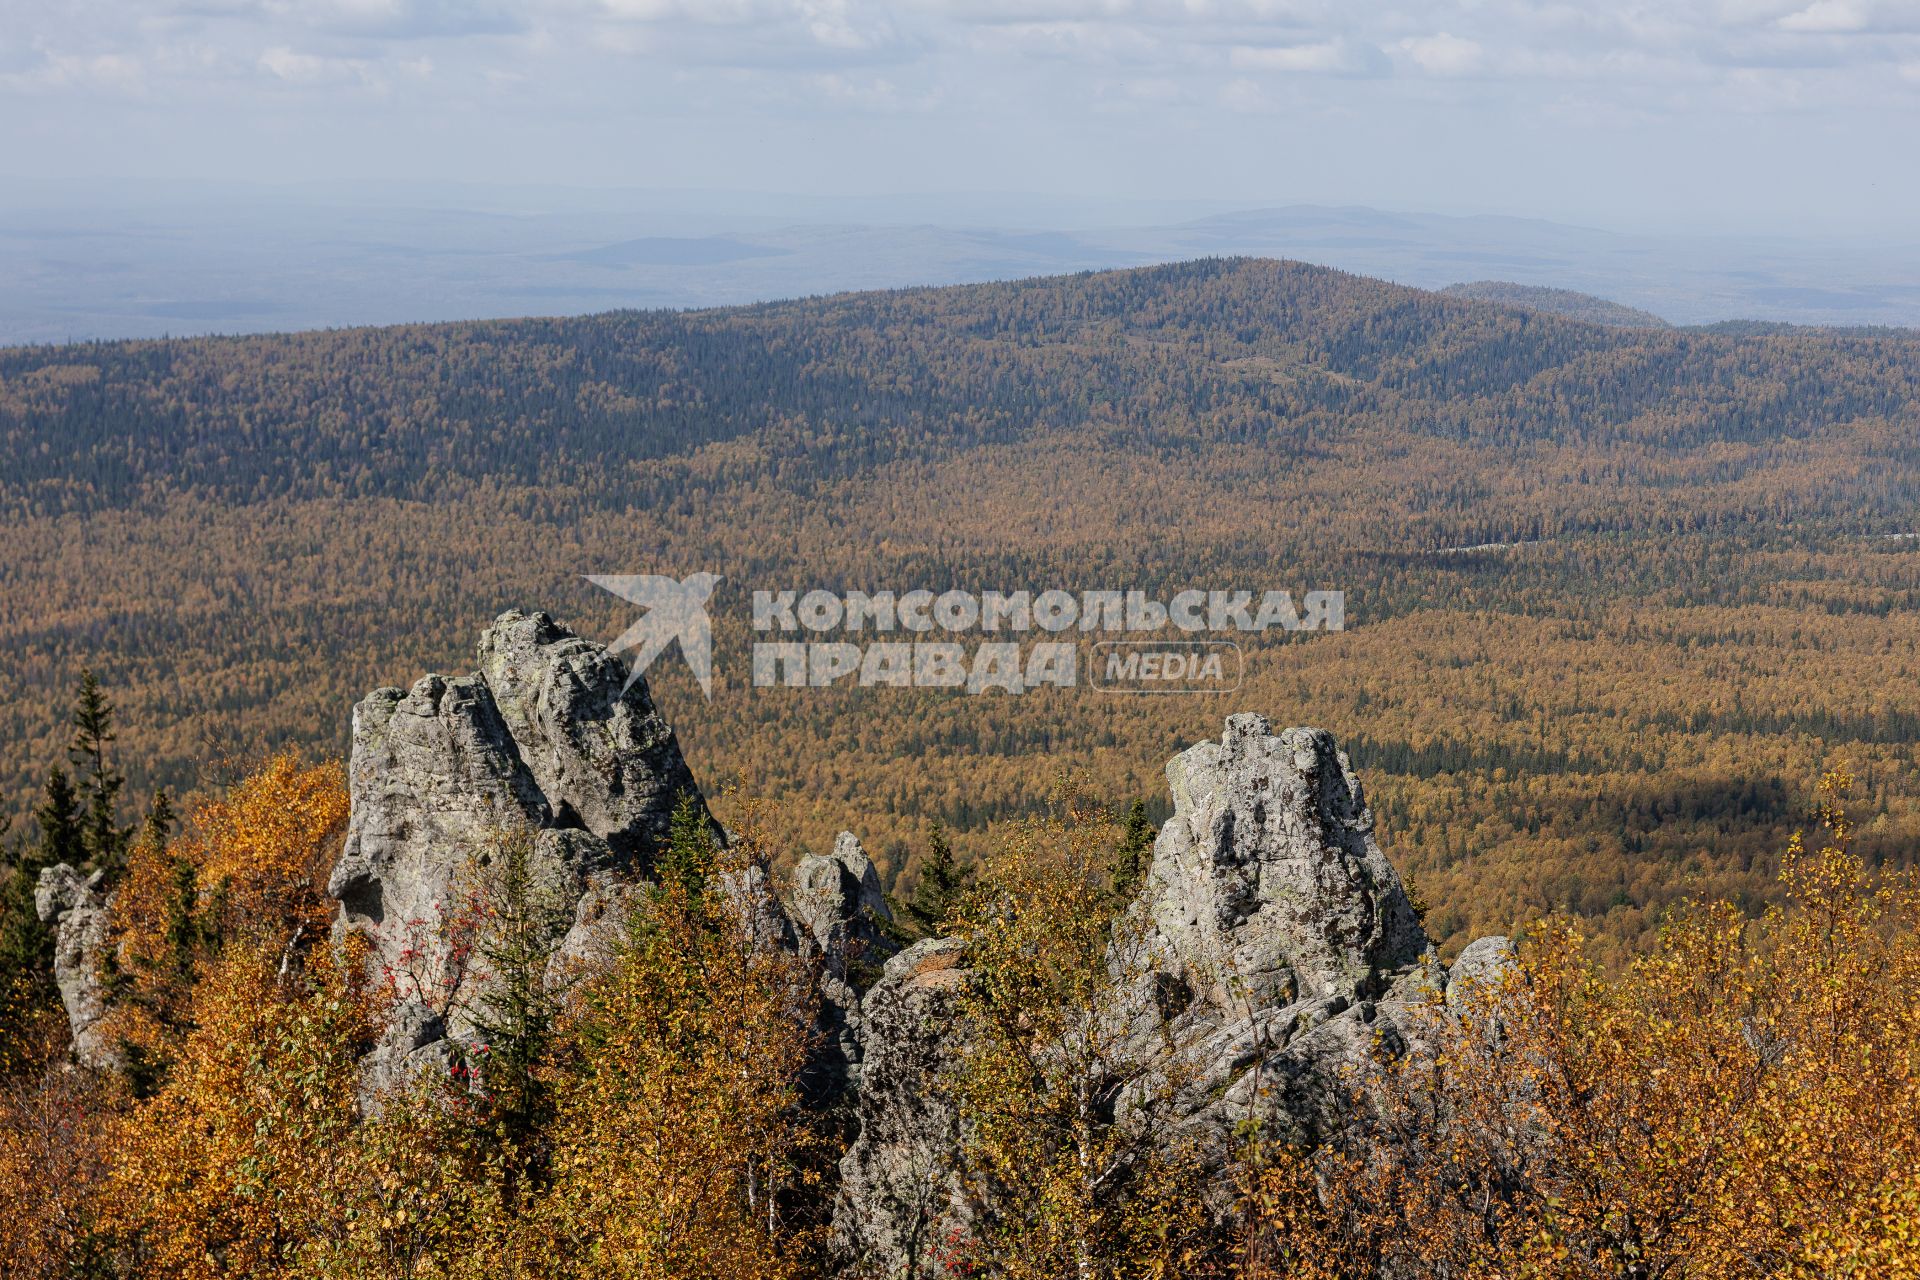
[106, 754, 349, 1067]
[106, 938, 374, 1280]
[290, 1075, 521, 1280]
[525, 804, 828, 1280]
[947, 782, 1210, 1280]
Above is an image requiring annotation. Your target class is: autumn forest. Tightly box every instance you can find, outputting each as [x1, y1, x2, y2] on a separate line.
[5, 259, 1920, 958]
[7, 259, 1920, 1276]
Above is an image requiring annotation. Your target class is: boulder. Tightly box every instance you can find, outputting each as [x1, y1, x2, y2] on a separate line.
[320, 617, 1517, 1267]
[794, 831, 893, 976]
[1446, 935, 1516, 1008]
[328, 672, 550, 973]
[476, 609, 704, 862]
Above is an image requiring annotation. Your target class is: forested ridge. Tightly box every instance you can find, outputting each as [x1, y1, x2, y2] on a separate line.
[5, 257, 1920, 960]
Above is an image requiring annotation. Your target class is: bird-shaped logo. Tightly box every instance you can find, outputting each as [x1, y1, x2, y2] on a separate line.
[583, 572, 723, 701]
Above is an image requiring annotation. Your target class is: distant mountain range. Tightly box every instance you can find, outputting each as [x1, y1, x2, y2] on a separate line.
[3, 193, 1918, 344]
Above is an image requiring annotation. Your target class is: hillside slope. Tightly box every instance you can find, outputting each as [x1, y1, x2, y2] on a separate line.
[1441, 280, 1672, 328]
[5, 257, 1920, 958]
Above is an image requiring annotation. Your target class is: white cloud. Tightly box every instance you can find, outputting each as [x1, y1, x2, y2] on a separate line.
[807, 70, 912, 105]
[1216, 74, 1269, 109]
[1777, 0, 1920, 31]
[1398, 32, 1483, 76]
[3, 0, 1919, 226]
[1229, 37, 1386, 76]
[1780, 0, 1868, 29]
[259, 45, 371, 83]
[0, 51, 145, 94]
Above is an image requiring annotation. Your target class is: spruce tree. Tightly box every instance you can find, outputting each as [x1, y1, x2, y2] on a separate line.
[656, 790, 717, 899]
[1111, 798, 1155, 900]
[140, 788, 175, 854]
[34, 766, 85, 871]
[906, 818, 969, 936]
[69, 669, 129, 876]
[5, 770, 85, 970]
[0, 853, 52, 1076]
[0, 769, 84, 1073]
[160, 854, 202, 986]
[467, 827, 565, 1157]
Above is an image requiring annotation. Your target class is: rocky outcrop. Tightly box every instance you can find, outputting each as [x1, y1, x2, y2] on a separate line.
[832, 714, 1505, 1275]
[476, 612, 705, 863]
[794, 831, 898, 1098]
[794, 831, 892, 976]
[34, 864, 118, 1072]
[831, 938, 972, 1275]
[330, 609, 711, 1092]
[1143, 716, 1428, 1009]
[314, 614, 1510, 1269]
[31, 604, 1517, 1270]
[1113, 714, 1444, 1153]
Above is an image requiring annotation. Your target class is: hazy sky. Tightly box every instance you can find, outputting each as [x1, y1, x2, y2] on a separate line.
[5, 0, 1919, 236]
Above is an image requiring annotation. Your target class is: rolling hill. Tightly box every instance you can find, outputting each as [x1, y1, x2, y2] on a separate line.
[5, 257, 1920, 959]
[1440, 281, 1671, 328]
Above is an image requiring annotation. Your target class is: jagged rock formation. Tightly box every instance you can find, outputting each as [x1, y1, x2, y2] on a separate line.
[333, 608, 903, 1102]
[794, 831, 892, 974]
[34, 864, 118, 1072]
[475, 615, 707, 863]
[330, 608, 711, 1091]
[793, 831, 898, 1097]
[831, 713, 1510, 1277]
[1145, 717, 1428, 1006]
[830, 937, 972, 1271]
[31, 606, 1516, 1275]
[1115, 716, 1445, 1150]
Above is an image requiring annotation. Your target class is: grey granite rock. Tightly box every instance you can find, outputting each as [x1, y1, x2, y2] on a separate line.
[332, 610, 714, 1100]
[830, 937, 973, 1278]
[1111, 715, 1444, 1157]
[35, 864, 118, 1071]
[830, 715, 1501, 1274]
[794, 831, 893, 977]
[477, 609, 705, 863]
[321, 618, 1515, 1268]
[793, 831, 900, 1101]
[1446, 935, 1516, 1008]
[1145, 713, 1428, 1011]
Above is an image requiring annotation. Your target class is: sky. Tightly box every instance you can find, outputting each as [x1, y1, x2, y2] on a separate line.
[3, 0, 1919, 237]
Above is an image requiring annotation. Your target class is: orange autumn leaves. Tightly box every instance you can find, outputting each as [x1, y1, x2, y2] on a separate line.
[83, 767, 823, 1280]
[100, 756, 364, 1279]
[103, 754, 349, 1072]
